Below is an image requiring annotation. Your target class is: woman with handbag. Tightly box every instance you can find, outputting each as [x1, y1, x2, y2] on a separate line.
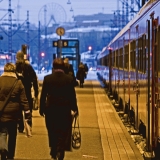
[0, 63, 31, 160]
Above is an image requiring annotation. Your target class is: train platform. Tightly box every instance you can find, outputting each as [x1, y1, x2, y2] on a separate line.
[12, 71, 144, 160]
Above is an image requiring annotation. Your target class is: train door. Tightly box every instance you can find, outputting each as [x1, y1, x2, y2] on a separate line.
[150, 15, 159, 153]
[135, 25, 139, 129]
[156, 23, 160, 159]
[152, 16, 160, 154]
[146, 13, 159, 153]
[122, 38, 125, 109]
[146, 18, 152, 152]
[108, 48, 112, 94]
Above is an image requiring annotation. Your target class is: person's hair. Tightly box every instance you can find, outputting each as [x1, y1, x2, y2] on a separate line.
[64, 58, 69, 64]
[4, 63, 16, 72]
[53, 58, 64, 70]
[16, 50, 24, 63]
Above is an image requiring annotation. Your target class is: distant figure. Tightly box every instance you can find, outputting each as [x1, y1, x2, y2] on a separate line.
[15, 51, 39, 132]
[63, 58, 77, 86]
[0, 63, 31, 160]
[84, 63, 89, 78]
[76, 62, 86, 88]
[39, 58, 78, 160]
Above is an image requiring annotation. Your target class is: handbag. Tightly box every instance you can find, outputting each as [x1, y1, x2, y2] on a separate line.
[24, 119, 32, 137]
[0, 79, 18, 117]
[72, 116, 81, 149]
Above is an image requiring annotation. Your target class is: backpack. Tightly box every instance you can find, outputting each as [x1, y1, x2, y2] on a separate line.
[16, 71, 25, 85]
[15, 62, 29, 86]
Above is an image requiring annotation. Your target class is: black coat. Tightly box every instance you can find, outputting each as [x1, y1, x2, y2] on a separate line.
[15, 62, 39, 99]
[0, 72, 30, 122]
[76, 67, 86, 83]
[40, 70, 78, 151]
[64, 64, 76, 84]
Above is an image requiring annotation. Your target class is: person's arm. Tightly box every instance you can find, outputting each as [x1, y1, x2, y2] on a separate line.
[69, 64, 76, 78]
[39, 77, 48, 116]
[29, 65, 39, 97]
[68, 80, 79, 114]
[19, 80, 31, 119]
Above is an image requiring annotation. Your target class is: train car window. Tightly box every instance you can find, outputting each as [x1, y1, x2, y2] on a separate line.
[124, 44, 129, 70]
[138, 37, 143, 72]
[119, 48, 123, 68]
[124, 46, 126, 69]
[154, 27, 158, 74]
[138, 38, 140, 71]
[155, 27, 158, 74]
[116, 50, 118, 68]
[142, 34, 146, 73]
[113, 51, 115, 67]
[130, 40, 136, 70]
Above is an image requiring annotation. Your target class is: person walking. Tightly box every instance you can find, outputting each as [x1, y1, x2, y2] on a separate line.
[0, 63, 31, 160]
[39, 58, 78, 160]
[76, 62, 86, 88]
[15, 51, 39, 132]
[63, 58, 78, 86]
[84, 63, 89, 78]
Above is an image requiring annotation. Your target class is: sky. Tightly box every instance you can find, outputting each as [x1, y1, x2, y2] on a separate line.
[0, 0, 118, 25]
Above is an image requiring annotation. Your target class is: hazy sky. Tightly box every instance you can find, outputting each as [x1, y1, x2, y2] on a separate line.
[0, 0, 118, 25]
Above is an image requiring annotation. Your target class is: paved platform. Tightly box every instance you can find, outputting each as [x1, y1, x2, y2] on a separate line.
[12, 72, 144, 160]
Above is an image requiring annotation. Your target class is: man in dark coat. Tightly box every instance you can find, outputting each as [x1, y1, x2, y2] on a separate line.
[0, 63, 31, 160]
[76, 62, 86, 88]
[39, 58, 78, 160]
[15, 51, 39, 132]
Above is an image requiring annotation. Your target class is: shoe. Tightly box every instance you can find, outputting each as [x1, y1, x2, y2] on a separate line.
[18, 130, 24, 133]
[7, 157, 14, 160]
[7, 156, 14, 160]
[1, 149, 7, 160]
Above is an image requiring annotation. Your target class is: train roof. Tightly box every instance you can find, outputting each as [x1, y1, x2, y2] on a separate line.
[97, 0, 158, 60]
[108, 0, 158, 46]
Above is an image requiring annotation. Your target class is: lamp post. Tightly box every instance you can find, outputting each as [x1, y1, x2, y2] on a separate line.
[88, 46, 92, 52]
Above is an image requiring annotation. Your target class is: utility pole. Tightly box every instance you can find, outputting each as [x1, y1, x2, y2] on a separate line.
[8, 0, 12, 53]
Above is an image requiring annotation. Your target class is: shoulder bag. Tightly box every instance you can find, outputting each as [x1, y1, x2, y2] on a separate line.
[72, 116, 81, 149]
[0, 79, 18, 117]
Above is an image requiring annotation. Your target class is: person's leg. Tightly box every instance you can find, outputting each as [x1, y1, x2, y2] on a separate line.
[7, 122, 17, 159]
[1, 149, 7, 160]
[80, 80, 82, 88]
[57, 151, 65, 160]
[56, 129, 67, 160]
[45, 113, 57, 159]
[28, 97, 33, 127]
[0, 123, 8, 160]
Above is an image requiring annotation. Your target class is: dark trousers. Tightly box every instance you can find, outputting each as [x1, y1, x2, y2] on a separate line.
[0, 121, 17, 158]
[45, 112, 68, 160]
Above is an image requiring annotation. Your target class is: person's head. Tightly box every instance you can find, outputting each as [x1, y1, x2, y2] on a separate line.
[53, 58, 64, 70]
[4, 63, 16, 73]
[64, 58, 69, 64]
[16, 50, 24, 63]
[80, 62, 83, 65]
